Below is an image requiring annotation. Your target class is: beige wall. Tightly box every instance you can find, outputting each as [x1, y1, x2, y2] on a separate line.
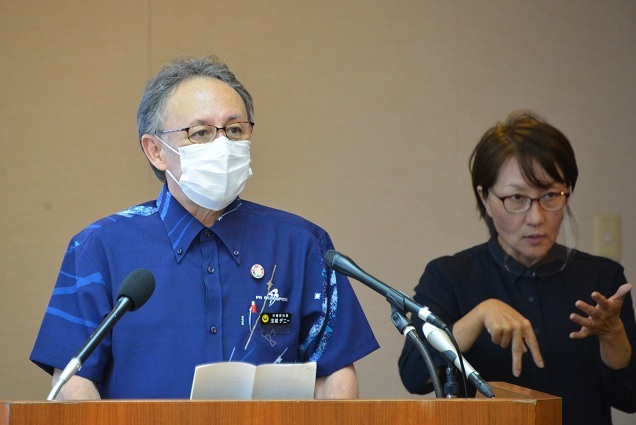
[1, 1, 634, 422]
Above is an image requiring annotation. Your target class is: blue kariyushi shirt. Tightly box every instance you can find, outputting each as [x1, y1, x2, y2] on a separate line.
[31, 186, 379, 398]
[398, 238, 636, 425]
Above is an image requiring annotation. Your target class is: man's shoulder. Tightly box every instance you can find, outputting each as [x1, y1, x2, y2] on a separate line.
[72, 200, 159, 243]
[239, 199, 327, 238]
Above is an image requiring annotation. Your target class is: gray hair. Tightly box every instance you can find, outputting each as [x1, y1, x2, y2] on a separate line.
[137, 55, 254, 181]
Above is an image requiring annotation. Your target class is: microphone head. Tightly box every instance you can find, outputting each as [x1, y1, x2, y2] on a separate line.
[422, 322, 436, 337]
[324, 249, 338, 267]
[117, 268, 156, 311]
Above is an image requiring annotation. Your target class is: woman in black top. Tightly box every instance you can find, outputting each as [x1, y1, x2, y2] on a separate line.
[398, 112, 635, 425]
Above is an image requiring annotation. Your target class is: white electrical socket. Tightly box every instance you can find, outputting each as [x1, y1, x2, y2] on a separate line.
[593, 214, 621, 261]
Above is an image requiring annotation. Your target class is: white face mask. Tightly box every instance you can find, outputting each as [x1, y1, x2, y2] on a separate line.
[158, 136, 253, 211]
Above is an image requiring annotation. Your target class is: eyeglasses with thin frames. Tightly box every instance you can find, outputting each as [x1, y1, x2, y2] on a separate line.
[158, 121, 254, 144]
[492, 191, 570, 214]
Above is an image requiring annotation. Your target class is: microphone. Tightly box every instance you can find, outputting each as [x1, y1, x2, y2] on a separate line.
[47, 268, 156, 400]
[422, 322, 495, 398]
[324, 249, 447, 329]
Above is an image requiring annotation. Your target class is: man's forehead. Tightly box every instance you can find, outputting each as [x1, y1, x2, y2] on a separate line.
[163, 76, 247, 120]
[169, 76, 237, 100]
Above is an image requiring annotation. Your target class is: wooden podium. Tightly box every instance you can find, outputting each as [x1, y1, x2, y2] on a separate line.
[0, 382, 561, 425]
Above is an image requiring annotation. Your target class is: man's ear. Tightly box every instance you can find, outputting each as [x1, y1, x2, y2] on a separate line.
[141, 134, 168, 171]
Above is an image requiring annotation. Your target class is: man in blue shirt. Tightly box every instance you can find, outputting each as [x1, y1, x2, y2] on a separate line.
[31, 56, 379, 399]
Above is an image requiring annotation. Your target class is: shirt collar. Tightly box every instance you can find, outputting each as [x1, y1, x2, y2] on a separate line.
[156, 185, 245, 264]
[210, 198, 246, 266]
[487, 237, 527, 285]
[487, 236, 572, 283]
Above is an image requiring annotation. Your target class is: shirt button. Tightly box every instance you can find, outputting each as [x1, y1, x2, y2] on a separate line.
[233, 250, 239, 256]
[528, 297, 535, 303]
[534, 328, 541, 334]
[204, 230, 212, 238]
[210, 326, 217, 334]
[176, 248, 183, 255]
[207, 266, 215, 274]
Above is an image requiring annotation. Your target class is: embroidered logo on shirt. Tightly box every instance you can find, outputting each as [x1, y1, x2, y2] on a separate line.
[257, 288, 289, 306]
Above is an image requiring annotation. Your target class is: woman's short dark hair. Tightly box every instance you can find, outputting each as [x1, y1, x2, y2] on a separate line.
[137, 55, 254, 182]
[469, 112, 578, 236]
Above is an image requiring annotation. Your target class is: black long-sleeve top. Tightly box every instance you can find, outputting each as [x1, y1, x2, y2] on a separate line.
[398, 238, 636, 425]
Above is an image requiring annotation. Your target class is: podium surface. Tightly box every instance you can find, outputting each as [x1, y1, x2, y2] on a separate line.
[1, 382, 561, 425]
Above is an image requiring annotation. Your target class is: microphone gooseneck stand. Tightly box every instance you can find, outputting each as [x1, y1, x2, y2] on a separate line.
[389, 304, 443, 398]
[47, 268, 156, 401]
[323, 249, 490, 398]
[386, 289, 468, 398]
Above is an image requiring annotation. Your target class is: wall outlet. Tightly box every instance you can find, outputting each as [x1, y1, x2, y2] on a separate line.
[593, 214, 621, 261]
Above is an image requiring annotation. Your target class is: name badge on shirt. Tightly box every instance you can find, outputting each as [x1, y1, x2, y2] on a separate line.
[259, 312, 292, 335]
